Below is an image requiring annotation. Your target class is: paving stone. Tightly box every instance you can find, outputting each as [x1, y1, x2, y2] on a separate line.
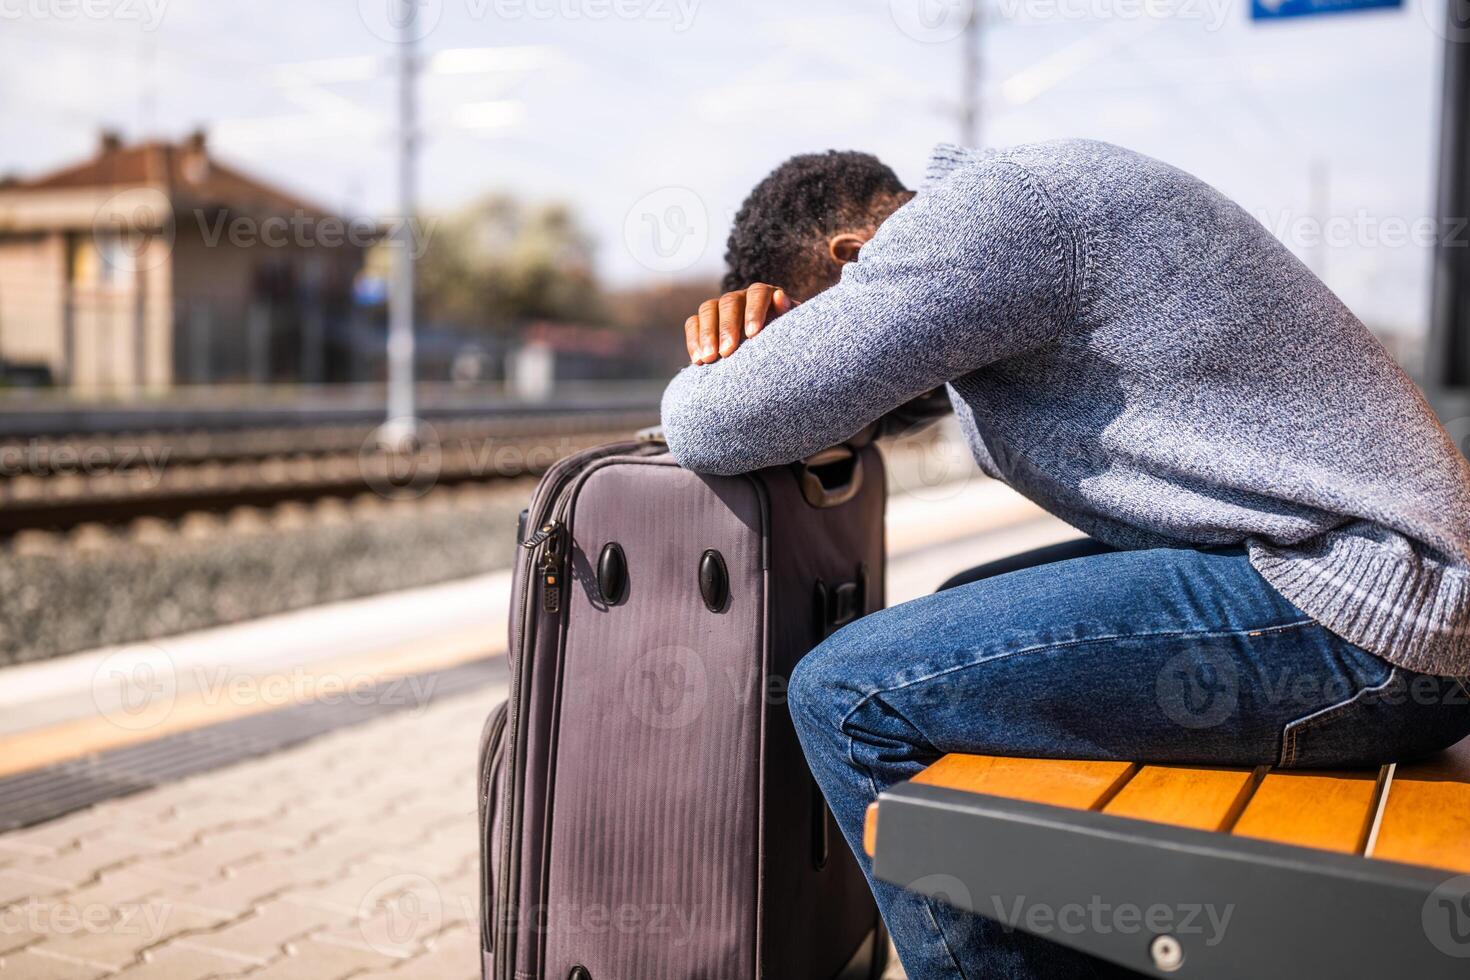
[147, 802, 281, 841]
[104, 943, 258, 980]
[351, 922, 480, 980]
[363, 834, 470, 879]
[172, 864, 315, 918]
[277, 866, 433, 918]
[24, 898, 231, 971]
[0, 815, 113, 859]
[307, 871, 457, 962]
[268, 803, 345, 840]
[0, 870, 69, 905]
[3, 835, 172, 889]
[172, 903, 344, 964]
[417, 921, 480, 964]
[50, 865, 174, 910]
[0, 923, 36, 957]
[0, 948, 109, 979]
[143, 829, 297, 881]
[282, 836, 383, 880]
[232, 937, 399, 979]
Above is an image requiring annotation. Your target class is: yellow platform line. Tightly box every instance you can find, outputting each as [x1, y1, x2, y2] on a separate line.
[0, 626, 505, 780]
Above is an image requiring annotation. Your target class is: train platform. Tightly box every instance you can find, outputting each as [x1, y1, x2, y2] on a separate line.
[0, 478, 1075, 979]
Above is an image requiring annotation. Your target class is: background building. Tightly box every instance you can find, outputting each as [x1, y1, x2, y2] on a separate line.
[0, 130, 369, 392]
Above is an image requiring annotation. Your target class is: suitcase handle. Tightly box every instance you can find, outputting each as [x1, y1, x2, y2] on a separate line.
[796, 445, 864, 508]
[813, 564, 869, 639]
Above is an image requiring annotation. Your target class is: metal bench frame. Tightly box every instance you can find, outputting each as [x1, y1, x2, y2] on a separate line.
[871, 781, 1470, 978]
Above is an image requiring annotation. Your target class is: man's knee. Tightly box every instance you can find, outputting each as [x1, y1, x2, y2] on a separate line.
[787, 632, 858, 746]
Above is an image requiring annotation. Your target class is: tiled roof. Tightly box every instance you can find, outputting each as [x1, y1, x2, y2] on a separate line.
[12, 134, 329, 218]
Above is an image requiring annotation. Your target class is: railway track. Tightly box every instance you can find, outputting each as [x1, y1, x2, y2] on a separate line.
[0, 400, 660, 471]
[0, 405, 659, 536]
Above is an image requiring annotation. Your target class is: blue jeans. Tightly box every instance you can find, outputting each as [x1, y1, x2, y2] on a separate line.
[788, 542, 1470, 980]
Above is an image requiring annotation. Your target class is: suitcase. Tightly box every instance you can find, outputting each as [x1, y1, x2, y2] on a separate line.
[480, 432, 889, 980]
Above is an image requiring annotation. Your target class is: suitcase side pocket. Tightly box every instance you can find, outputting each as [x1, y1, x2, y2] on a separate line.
[478, 700, 511, 970]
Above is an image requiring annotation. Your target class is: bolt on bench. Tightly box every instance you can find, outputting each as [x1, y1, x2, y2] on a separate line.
[863, 737, 1470, 978]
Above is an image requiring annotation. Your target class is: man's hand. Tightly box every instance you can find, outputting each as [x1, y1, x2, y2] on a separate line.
[684, 283, 796, 365]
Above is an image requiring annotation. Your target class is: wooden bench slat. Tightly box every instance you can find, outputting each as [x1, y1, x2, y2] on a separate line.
[910, 755, 1137, 810]
[870, 737, 1470, 873]
[1231, 771, 1380, 854]
[1101, 765, 1258, 832]
[1372, 740, 1470, 873]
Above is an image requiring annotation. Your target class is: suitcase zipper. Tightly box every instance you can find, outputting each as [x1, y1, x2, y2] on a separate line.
[496, 440, 657, 978]
[532, 522, 565, 614]
[497, 456, 598, 977]
[478, 702, 510, 954]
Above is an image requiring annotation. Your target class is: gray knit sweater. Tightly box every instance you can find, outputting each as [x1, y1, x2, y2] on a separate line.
[661, 139, 1470, 676]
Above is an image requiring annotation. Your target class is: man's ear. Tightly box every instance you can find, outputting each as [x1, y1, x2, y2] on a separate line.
[827, 233, 866, 265]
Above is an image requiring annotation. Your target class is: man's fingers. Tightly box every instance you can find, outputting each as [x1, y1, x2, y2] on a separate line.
[684, 284, 789, 363]
[744, 284, 772, 338]
[697, 300, 719, 364]
[717, 292, 743, 357]
[684, 316, 700, 364]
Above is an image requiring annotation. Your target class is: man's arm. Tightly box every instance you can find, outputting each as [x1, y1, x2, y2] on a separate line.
[660, 161, 1079, 475]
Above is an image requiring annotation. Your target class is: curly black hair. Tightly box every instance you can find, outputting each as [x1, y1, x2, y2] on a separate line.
[722, 150, 907, 294]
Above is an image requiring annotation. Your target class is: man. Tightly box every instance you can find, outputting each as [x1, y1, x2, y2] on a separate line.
[659, 141, 1470, 979]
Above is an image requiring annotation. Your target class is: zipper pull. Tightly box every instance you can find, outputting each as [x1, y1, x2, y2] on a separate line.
[522, 521, 561, 550]
[536, 522, 565, 613]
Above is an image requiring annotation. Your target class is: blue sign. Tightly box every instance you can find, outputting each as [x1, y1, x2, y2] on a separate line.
[1251, 0, 1400, 20]
[354, 274, 389, 307]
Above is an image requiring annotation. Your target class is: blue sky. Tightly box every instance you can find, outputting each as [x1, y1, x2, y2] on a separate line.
[0, 0, 1450, 334]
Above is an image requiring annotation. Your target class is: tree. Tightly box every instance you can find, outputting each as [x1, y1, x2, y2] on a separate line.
[414, 194, 601, 331]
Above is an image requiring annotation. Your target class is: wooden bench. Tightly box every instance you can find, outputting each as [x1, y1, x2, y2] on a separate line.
[863, 737, 1470, 978]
